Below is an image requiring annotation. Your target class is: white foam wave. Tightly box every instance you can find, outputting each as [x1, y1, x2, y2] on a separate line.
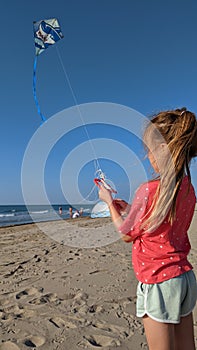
[0, 213, 15, 218]
[30, 210, 49, 214]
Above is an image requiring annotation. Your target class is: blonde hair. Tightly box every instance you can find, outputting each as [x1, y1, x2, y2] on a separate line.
[142, 107, 197, 232]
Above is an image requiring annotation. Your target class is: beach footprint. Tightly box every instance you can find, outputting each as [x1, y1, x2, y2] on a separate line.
[49, 316, 77, 329]
[91, 320, 130, 339]
[0, 342, 20, 350]
[15, 287, 42, 300]
[29, 292, 60, 305]
[79, 335, 121, 348]
[23, 335, 46, 348]
[0, 302, 24, 322]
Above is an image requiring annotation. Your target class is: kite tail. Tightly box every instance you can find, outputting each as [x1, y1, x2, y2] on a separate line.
[33, 56, 46, 123]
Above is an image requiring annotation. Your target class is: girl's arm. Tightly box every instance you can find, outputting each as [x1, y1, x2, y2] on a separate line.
[99, 182, 149, 242]
[98, 185, 133, 242]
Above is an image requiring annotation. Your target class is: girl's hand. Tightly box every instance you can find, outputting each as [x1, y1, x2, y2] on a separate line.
[113, 199, 131, 215]
[98, 185, 113, 206]
[98, 186, 127, 233]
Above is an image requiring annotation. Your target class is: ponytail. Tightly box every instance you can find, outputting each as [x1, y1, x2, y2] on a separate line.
[142, 107, 197, 232]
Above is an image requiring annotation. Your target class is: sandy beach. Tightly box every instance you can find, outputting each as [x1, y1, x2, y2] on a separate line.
[0, 209, 197, 350]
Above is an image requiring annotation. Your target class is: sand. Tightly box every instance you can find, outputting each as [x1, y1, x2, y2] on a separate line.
[0, 210, 197, 350]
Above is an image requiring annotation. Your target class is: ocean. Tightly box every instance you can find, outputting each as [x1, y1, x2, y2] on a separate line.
[0, 204, 93, 227]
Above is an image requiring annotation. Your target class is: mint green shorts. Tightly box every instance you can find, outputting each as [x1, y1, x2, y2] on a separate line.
[136, 270, 197, 324]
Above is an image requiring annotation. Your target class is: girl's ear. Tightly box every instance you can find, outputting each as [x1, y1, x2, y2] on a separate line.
[160, 143, 168, 153]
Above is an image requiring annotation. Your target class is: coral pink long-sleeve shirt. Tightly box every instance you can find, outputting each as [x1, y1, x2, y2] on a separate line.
[119, 177, 196, 284]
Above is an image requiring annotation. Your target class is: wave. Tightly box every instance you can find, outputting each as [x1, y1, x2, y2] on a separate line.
[30, 210, 49, 214]
[82, 208, 91, 213]
[0, 213, 15, 218]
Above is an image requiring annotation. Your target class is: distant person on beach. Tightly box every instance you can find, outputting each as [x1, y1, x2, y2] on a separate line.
[72, 210, 79, 219]
[79, 208, 83, 217]
[99, 108, 197, 350]
[59, 207, 62, 215]
[69, 207, 73, 219]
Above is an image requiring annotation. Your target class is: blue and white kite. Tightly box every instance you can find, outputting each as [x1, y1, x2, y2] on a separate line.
[33, 18, 64, 122]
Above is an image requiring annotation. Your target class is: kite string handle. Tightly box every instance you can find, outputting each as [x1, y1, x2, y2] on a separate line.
[94, 178, 117, 194]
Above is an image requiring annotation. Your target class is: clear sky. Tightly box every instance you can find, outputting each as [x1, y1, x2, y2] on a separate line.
[1, 0, 197, 204]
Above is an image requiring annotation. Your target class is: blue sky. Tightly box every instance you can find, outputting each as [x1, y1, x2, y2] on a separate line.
[1, 0, 197, 204]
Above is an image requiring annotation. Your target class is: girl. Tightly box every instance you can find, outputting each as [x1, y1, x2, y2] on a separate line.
[99, 108, 197, 350]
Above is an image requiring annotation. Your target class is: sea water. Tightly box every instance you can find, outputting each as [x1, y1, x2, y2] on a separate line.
[0, 205, 93, 227]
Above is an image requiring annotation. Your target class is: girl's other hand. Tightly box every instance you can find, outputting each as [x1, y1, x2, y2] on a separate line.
[113, 199, 130, 215]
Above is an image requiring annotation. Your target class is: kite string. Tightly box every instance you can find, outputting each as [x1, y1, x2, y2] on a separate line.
[55, 46, 101, 173]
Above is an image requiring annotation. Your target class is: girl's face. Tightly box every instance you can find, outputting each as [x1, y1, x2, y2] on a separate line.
[147, 148, 160, 173]
[147, 142, 169, 174]
[144, 127, 169, 174]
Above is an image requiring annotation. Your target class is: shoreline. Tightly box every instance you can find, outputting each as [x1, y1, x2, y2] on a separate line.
[0, 204, 196, 230]
[0, 216, 111, 231]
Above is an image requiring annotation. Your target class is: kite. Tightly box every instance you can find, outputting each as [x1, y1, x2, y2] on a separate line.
[33, 18, 64, 122]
